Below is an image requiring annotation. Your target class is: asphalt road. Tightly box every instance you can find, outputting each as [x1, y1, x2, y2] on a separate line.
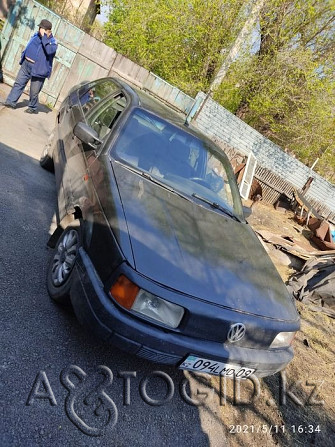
[0, 87, 226, 446]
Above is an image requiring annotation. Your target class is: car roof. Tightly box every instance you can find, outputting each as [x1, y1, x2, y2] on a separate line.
[110, 77, 220, 147]
[85, 77, 227, 160]
[111, 77, 187, 124]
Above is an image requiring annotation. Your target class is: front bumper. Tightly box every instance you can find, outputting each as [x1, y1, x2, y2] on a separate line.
[70, 247, 294, 377]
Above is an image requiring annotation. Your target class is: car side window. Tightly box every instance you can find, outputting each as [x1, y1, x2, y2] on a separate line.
[79, 79, 119, 116]
[86, 95, 126, 140]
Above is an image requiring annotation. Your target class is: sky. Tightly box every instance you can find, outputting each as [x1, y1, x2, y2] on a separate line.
[96, 1, 110, 24]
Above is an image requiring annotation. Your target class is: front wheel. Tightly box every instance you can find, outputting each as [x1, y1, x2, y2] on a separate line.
[40, 132, 55, 172]
[40, 144, 54, 172]
[46, 227, 80, 304]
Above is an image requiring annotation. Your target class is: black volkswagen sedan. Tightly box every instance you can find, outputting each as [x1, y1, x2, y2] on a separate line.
[40, 77, 300, 378]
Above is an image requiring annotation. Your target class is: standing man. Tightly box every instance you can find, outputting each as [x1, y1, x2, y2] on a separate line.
[2, 19, 57, 114]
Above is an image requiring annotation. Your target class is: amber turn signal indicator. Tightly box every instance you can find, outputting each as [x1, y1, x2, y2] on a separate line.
[110, 275, 139, 309]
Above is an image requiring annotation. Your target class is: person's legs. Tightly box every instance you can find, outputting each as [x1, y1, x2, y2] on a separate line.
[27, 76, 45, 111]
[5, 60, 32, 107]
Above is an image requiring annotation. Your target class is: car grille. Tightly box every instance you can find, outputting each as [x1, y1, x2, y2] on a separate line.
[136, 346, 182, 364]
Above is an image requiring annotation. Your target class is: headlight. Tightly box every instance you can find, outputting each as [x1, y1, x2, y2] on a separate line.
[132, 289, 184, 328]
[110, 275, 184, 328]
[270, 331, 296, 349]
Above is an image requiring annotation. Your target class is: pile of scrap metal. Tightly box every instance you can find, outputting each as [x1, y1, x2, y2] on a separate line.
[291, 189, 324, 226]
[256, 230, 313, 264]
[308, 218, 335, 251]
[282, 189, 335, 251]
[287, 257, 335, 318]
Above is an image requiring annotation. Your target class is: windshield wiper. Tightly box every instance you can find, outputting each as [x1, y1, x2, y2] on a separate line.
[192, 193, 241, 222]
[140, 170, 176, 192]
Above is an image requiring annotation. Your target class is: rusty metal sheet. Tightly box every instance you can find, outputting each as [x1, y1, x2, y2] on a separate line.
[255, 229, 335, 260]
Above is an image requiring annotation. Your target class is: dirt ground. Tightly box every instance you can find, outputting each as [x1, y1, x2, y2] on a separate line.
[212, 202, 335, 446]
[247, 200, 321, 282]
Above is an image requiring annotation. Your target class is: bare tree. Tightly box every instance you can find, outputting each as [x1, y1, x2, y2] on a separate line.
[82, 0, 100, 32]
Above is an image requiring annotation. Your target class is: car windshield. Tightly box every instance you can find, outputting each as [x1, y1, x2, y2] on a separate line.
[114, 109, 244, 220]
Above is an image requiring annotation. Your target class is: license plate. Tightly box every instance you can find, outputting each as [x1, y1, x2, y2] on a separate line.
[179, 355, 255, 378]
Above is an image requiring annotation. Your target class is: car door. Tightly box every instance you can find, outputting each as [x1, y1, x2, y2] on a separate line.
[62, 91, 127, 221]
[73, 93, 128, 280]
[81, 92, 128, 212]
[57, 80, 120, 221]
[54, 90, 85, 221]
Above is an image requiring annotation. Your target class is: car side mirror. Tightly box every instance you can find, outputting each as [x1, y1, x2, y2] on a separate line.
[243, 206, 252, 219]
[74, 122, 103, 149]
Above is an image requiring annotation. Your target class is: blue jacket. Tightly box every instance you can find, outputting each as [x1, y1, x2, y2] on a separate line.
[20, 32, 58, 79]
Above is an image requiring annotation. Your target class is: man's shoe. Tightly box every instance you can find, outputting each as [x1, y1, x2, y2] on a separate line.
[25, 108, 38, 114]
[0, 101, 16, 109]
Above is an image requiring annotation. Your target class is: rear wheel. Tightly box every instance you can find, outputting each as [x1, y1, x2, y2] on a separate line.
[47, 227, 80, 304]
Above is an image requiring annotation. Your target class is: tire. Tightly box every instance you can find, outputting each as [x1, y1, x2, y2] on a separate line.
[40, 152, 54, 172]
[40, 134, 55, 172]
[47, 227, 80, 304]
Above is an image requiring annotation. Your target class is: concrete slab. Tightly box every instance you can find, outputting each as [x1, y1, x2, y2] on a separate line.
[0, 82, 57, 161]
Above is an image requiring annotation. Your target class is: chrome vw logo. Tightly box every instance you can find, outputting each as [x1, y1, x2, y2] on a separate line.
[227, 323, 246, 343]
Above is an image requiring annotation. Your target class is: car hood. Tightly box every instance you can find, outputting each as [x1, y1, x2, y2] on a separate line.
[113, 162, 298, 321]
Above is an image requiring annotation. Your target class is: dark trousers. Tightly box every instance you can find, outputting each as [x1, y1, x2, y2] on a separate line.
[6, 59, 45, 110]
